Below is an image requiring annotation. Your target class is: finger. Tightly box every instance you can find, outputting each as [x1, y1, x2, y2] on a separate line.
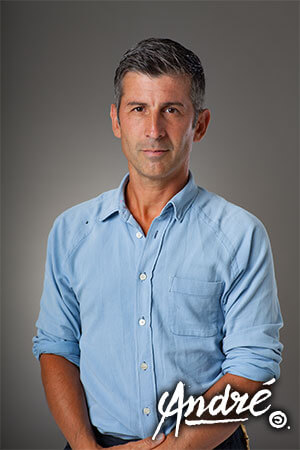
[136, 433, 165, 448]
[113, 433, 165, 449]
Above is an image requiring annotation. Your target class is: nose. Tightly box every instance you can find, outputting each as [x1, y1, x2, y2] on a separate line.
[144, 111, 166, 140]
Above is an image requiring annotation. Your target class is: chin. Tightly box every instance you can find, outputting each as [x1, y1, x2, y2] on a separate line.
[141, 168, 172, 180]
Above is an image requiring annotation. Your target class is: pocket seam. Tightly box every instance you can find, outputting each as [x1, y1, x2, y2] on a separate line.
[169, 276, 223, 337]
[169, 276, 224, 296]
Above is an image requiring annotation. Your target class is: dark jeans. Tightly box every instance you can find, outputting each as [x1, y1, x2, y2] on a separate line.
[64, 424, 249, 449]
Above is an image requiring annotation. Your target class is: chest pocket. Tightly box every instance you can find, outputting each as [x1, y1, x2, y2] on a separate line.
[169, 276, 224, 337]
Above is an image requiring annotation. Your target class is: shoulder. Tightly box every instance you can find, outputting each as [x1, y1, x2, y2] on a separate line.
[193, 187, 271, 268]
[194, 187, 264, 232]
[47, 186, 118, 258]
[54, 187, 116, 226]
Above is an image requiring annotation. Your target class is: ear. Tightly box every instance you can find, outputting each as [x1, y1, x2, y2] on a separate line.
[110, 104, 121, 139]
[193, 109, 211, 142]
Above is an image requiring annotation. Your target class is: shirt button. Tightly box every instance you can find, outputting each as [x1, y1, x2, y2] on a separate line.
[143, 407, 151, 415]
[139, 273, 147, 281]
[136, 231, 143, 239]
[139, 318, 146, 326]
[140, 362, 148, 370]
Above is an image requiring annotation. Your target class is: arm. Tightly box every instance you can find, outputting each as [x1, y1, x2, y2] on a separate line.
[159, 217, 282, 449]
[34, 221, 166, 450]
[40, 354, 166, 450]
[40, 354, 164, 450]
[34, 220, 92, 447]
[157, 373, 262, 450]
[40, 353, 100, 450]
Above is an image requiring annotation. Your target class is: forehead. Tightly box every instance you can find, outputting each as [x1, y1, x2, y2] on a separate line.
[120, 72, 192, 104]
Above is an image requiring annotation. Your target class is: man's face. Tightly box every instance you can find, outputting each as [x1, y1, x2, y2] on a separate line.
[110, 72, 210, 182]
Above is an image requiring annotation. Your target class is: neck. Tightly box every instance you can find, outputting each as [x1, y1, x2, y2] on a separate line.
[125, 169, 189, 235]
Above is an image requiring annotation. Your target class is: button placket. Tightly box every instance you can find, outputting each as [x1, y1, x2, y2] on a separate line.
[135, 216, 173, 435]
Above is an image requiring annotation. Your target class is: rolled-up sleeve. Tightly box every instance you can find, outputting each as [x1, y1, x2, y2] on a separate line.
[221, 216, 283, 381]
[32, 217, 81, 367]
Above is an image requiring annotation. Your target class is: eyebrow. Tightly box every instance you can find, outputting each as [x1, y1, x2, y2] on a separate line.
[126, 101, 185, 108]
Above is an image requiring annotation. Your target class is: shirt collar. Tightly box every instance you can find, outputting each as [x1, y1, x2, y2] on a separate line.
[98, 170, 199, 223]
[164, 171, 199, 221]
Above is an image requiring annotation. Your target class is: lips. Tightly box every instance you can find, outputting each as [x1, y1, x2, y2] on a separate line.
[142, 149, 169, 156]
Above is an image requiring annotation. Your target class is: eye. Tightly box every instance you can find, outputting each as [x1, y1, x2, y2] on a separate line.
[132, 106, 144, 112]
[165, 107, 178, 114]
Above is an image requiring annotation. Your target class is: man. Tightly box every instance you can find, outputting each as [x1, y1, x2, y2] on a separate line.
[33, 38, 283, 449]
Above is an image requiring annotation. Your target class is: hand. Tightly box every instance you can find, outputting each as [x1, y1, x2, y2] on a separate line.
[149, 432, 180, 450]
[73, 433, 165, 449]
[147, 429, 200, 450]
[111, 433, 165, 449]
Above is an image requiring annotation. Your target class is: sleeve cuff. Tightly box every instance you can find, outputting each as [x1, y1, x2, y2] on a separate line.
[222, 357, 280, 382]
[32, 334, 80, 367]
[222, 326, 283, 381]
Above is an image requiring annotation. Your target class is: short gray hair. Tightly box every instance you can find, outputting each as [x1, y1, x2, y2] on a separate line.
[114, 38, 206, 128]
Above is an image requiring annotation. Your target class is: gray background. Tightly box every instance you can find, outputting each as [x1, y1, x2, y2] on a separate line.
[1, 1, 299, 449]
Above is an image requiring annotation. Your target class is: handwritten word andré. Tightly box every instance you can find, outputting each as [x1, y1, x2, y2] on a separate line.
[152, 378, 275, 439]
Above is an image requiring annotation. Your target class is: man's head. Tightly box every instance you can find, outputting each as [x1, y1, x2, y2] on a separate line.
[114, 38, 206, 129]
[110, 38, 210, 183]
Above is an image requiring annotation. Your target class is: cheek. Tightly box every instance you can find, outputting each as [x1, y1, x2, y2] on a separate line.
[121, 132, 138, 155]
[173, 121, 192, 139]
[175, 129, 192, 148]
[122, 121, 141, 140]
[183, 128, 195, 144]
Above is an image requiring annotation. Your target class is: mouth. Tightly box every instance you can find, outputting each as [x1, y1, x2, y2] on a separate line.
[142, 149, 169, 156]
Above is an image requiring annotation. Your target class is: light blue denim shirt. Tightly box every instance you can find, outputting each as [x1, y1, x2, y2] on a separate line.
[32, 171, 283, 439]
